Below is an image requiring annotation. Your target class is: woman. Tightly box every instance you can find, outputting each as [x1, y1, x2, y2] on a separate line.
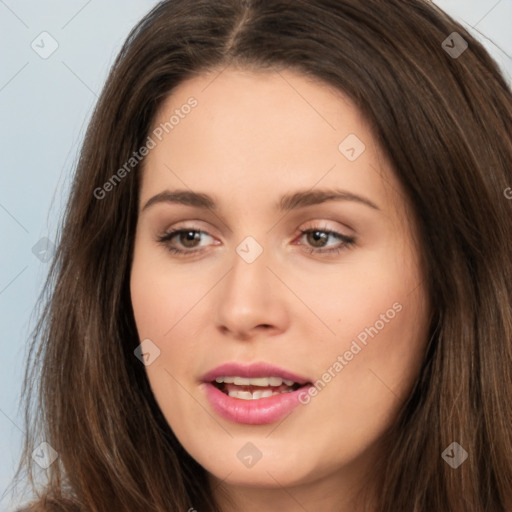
[11, 0, 512, 511]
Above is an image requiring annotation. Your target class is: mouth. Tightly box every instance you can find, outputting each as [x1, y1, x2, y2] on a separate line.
[201, 363, 314, 424]
[211, 376, 304, 400]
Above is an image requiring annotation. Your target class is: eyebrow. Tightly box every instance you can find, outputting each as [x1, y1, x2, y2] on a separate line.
[141, 188, 380, 213]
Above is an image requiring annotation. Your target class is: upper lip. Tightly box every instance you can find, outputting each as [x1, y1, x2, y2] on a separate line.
[201, 362, 311, 385]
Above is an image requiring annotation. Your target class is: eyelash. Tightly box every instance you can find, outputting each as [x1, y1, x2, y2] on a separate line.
[156, 225, 356, 257]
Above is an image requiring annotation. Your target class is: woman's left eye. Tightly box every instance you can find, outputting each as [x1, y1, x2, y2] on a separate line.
[156, 225, 356, 256]
[295, 227, 356, 255]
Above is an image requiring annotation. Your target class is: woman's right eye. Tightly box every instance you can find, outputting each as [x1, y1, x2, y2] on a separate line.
[157, 228, 215, 255]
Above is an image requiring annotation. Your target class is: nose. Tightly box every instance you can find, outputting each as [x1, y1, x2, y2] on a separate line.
[213, 244, 290, 341]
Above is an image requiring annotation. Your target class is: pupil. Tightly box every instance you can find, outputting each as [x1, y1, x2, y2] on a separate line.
[182, 231, 199, 247]
[309, 231, 327, 247]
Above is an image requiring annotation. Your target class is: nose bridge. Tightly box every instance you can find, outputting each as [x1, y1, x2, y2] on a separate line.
[214, 234, 285, 335]
[227, 235, 270, 301]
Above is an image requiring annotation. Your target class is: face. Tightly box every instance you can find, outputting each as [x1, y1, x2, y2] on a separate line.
[130, 67, 430, 508]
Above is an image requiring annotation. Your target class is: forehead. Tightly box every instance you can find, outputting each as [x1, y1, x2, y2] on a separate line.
[141, 67, 405, 219]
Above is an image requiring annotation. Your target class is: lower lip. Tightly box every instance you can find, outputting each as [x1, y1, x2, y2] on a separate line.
[203, 382, 311, 425]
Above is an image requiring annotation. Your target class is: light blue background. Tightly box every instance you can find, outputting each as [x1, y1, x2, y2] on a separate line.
[1, 1, 511, 510]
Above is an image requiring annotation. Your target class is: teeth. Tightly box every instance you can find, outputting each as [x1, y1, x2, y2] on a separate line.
[233, 377, 251, 385]
[215, 376, 296, 387]
[228, 390, 253, 399]
[228, 389, 294, 400]
[216, 376, 235, 384]
[249, 377, 273, 386]
[259, 390, 274, 399]
[251, 390, 265, 399]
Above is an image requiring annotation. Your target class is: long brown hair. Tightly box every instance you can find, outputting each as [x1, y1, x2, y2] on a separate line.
[10, 0, 512, 510]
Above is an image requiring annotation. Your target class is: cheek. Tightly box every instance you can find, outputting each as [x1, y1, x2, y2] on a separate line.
[130, 247, 204, 339]
[338, 297, 427, 395]
[304, 292, 428, 468]
[294, 250, 420, 344]
[130, 250, 207, 412]
[303, 245, 428, 421]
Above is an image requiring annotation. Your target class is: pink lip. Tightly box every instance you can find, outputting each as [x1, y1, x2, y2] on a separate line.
[201, 362, 310, 385]
[201, 362, 312, 425]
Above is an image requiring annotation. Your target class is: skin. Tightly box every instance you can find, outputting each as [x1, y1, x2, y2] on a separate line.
[130, 66, 431, 512]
